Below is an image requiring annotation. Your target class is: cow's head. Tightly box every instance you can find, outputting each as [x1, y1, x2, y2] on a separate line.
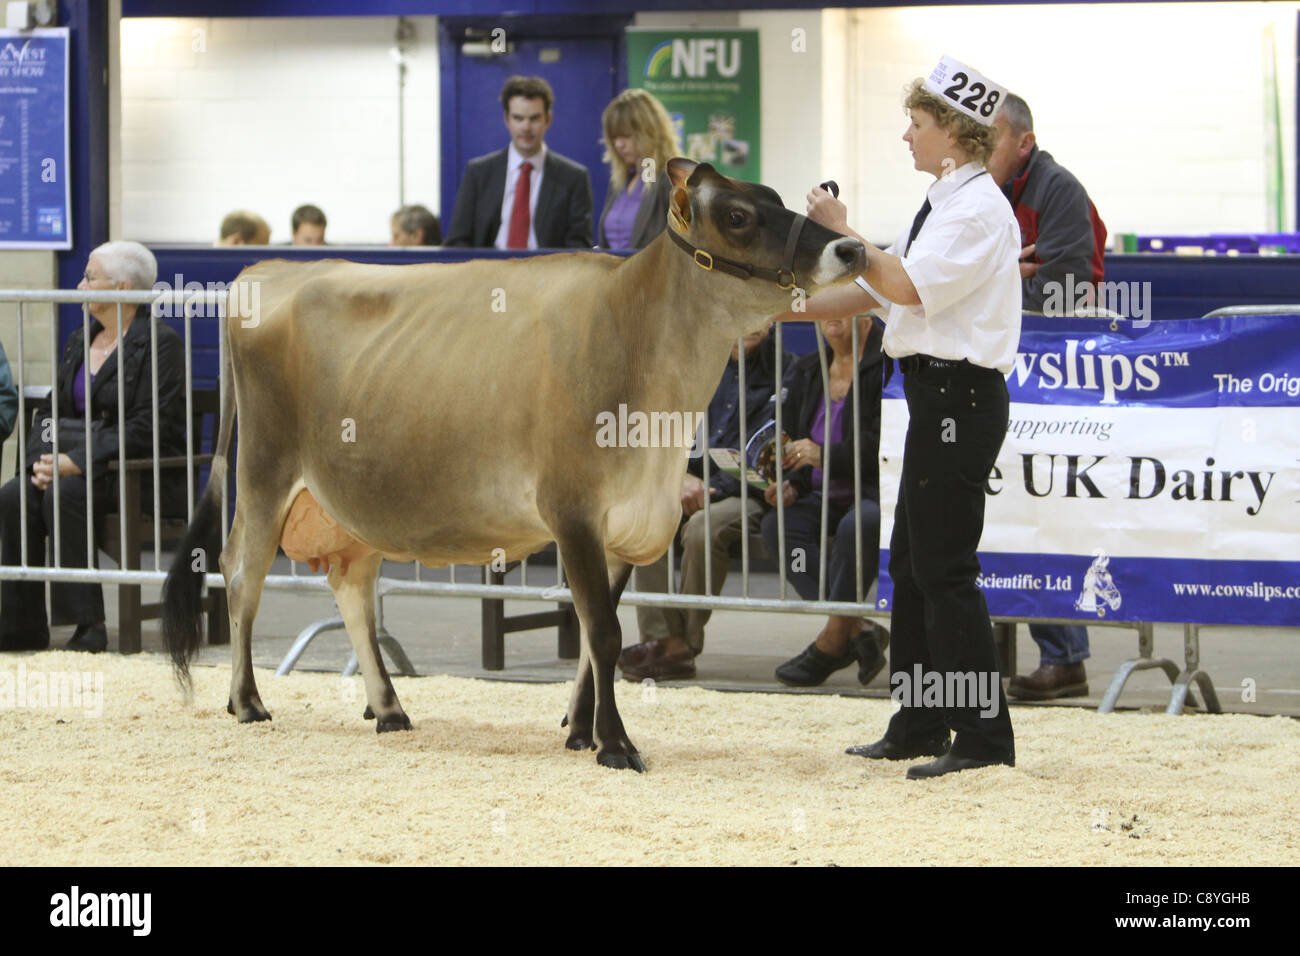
[665, 158, 866, 330]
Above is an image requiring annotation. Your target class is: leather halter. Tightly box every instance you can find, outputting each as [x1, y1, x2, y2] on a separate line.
[667, 209, 807, 291]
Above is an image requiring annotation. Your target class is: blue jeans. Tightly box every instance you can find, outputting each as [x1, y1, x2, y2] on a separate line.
[1028, 624, 1090, 666]
[759, 491, 881, 603]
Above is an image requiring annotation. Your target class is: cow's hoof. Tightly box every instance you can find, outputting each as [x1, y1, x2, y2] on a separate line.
[597, 750, 646, 773]
[565, 731, 596, 752]
[229, 696, 271, 722]
[376, 712, 412, 733]
[363, 705, 375, 720]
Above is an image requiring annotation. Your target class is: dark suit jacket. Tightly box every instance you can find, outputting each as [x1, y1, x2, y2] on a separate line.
[596, 174, 672, 250]
[28, 313, 188, 515]
[444, 147, 593, 248]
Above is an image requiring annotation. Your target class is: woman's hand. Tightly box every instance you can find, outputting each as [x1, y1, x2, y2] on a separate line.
[31, 453, 82, 490]
[764, 480, 798, 509]
[806, 186, 849, 235]
[781, 438, 822, 471]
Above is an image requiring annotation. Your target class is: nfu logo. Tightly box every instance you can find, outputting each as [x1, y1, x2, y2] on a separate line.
[644, 38, 741, 79]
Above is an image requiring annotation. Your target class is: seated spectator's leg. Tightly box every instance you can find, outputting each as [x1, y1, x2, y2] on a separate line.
[1027, 624, 1090, 666]
[0, 476, 53, 648]
[43, 473, 105, 630]
[1010, 624, 1090, 699]
[634, 553, 678, 644]
[759, 492, 825, 602]
[677, 495, 764, 655]
[828, 498, 882, 605]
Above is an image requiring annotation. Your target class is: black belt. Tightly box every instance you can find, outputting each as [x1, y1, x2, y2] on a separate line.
[898, 354, 970, 374]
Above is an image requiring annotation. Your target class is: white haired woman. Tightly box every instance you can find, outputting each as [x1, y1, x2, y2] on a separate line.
[0, 240, 187, 653]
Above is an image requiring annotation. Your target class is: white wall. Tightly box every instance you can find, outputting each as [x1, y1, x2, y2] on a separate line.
[112, 4, 1299, 246]
[117, 15, 440, 244]
[822, 2, 1300, 244]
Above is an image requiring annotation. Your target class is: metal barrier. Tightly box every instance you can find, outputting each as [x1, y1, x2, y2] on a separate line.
[0, 286, 1220, 715]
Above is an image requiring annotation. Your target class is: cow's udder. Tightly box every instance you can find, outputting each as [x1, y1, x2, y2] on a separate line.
[280, 488, 375, 575]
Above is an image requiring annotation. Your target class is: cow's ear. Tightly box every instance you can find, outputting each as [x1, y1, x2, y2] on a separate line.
[667, 157, 697, 189]
[669, 186, 692, 231]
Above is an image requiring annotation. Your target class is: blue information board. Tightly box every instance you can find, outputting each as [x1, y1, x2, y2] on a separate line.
[0, 28, 70, 249]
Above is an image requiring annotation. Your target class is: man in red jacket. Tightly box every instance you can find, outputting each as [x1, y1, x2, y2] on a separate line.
[986, 93, 1107, 700]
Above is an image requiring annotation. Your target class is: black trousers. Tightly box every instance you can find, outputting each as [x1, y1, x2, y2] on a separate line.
[0, 473, 107, 648]
[883, 362, 1015, 763]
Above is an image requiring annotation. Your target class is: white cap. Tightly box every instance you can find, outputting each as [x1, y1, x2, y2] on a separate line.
[923, 55, 1008, 127]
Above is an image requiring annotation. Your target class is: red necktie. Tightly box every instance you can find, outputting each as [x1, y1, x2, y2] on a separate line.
[507, 161, 533, 249]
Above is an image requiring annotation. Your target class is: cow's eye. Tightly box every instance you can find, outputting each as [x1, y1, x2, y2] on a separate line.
[728, 210, 747, 227]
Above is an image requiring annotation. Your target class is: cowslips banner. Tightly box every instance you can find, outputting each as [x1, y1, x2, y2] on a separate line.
[876, 314, 1300, 627]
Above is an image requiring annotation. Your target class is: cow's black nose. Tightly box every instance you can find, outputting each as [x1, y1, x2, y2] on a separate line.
[834, 238, 866, 269]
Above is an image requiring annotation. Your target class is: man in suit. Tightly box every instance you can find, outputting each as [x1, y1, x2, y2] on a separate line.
[444, 75, 594, 249]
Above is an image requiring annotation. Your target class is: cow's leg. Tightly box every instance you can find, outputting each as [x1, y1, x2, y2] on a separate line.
[221, 507, 280, 723]
[556, 524, 642, 771]
[563, 560, 633, 753]
[328, 552, 411, 733]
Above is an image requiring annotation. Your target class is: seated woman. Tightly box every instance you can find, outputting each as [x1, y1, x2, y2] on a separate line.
[596, 88, 678, 250]
[760, 315, 886, 686]
[0, 240, 186, 653]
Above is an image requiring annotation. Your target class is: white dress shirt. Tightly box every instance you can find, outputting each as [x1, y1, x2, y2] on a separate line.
[494, 142, 547, 250]
[856, 161, 1022, 373]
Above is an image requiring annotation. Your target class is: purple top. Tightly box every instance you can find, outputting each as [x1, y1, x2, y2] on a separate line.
[602, 175, 645, 249]
[810, 396, 854, 505]
[72, 361, 92, 415]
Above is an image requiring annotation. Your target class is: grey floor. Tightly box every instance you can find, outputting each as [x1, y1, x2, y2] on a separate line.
[64, 554, 1300, 718]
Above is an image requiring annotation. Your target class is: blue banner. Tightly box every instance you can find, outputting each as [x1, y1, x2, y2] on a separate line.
[877, 313, 1300, 627]
[0, 28, 70, 249]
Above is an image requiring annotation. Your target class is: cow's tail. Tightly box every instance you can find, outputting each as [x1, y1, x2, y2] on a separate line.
[162, 343, 237, 692]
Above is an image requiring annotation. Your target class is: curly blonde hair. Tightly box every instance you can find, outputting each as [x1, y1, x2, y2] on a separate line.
[903, 78, 998, 167]
[601, 89, 681, 191]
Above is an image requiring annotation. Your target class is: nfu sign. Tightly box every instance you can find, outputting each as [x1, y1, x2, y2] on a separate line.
[628, 28, 760, 181]
[645, 37, 743, 78]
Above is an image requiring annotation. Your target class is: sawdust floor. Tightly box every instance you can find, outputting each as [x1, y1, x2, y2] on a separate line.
[3, 652, 1297, 866]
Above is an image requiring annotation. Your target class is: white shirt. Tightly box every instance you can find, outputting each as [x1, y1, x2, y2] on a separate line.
[494, 142, 547, 250]
[856, 161, 1022, 373]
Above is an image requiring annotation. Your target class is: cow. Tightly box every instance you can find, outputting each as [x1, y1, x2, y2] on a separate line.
[163, 159, 866, 771]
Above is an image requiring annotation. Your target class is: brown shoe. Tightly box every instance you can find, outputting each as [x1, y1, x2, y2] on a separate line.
[621, 649, 697, 681]
[1007, 662, 1088, 700]
[618, 639, 670, 671]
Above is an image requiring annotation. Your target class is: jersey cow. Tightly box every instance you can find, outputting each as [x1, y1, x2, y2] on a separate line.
[163, 159, 865, 771]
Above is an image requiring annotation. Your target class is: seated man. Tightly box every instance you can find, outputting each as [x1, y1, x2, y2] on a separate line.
[291, 204, 327, 245]
[443, 75, 593, 249]
[619, 323, 794, 681]
[389, 204, 443, 246]
[0, 342, 16, 443]
[761, 316, 886, 686]
[217, 210, 270, 245]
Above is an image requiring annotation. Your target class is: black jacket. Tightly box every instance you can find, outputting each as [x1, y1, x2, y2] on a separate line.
[28, 313, 188, 515]
[443, 147, 594, 248]
[779, 324, 884, 503]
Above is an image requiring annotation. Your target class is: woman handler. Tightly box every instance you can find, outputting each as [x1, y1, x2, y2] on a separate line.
[778, 57, 1021, 778]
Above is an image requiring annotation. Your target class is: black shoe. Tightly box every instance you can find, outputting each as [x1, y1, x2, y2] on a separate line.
[64, 622, 107, 653]
[846, 733, 951, 760]
[849, 626, 889, 686]
[906, 751, 1013, 779]
[775, 642, 856, 687]
[0, 630, 51, 652]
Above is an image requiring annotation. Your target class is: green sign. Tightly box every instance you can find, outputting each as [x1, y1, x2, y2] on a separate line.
[626, 28, 760, 182]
